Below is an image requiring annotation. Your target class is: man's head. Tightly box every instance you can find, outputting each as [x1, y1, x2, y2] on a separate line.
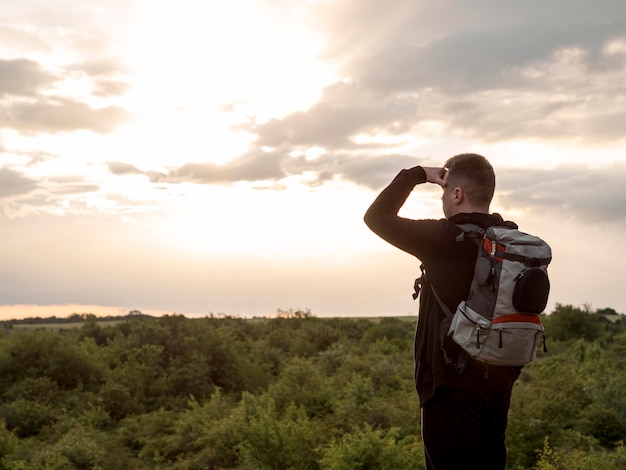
[441, 153, 495, 218]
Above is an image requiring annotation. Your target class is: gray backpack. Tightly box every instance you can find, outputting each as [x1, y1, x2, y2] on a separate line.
[418, 224, 552, 367]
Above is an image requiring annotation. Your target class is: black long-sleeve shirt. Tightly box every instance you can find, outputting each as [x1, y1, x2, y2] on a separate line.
[364, 166, 519, 406]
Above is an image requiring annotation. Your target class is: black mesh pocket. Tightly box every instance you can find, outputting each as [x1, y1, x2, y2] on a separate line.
[513, 268, 550, 314]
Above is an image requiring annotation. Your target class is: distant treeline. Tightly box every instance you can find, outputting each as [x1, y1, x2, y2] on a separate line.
[3, 305, 623, 327]
[0, 310, 156, 328]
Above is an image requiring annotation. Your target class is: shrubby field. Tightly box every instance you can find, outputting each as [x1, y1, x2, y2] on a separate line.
[1, 305, 625, 469]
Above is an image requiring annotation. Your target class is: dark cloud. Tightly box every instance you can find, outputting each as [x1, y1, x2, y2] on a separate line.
[231, 0, 626, 185]
[497, 163, 626, 223]
[0, 58, 56, 97]
[341, 21, 625, 143]
[0, 168, 38, 198]
[352, 11, 625, 94]
[316, 0, 626, 66]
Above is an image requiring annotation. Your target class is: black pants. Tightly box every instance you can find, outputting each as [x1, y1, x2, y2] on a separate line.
[421, 387, 512, 470]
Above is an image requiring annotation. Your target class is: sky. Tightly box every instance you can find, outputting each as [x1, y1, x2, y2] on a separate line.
[1, 0, 625, 320]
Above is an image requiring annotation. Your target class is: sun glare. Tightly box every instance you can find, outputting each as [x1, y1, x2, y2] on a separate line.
[127, 0, 333, 116]
[112, 0, 336, 171]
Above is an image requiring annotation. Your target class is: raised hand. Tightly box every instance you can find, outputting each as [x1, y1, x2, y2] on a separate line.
[423, 167, 447, 187]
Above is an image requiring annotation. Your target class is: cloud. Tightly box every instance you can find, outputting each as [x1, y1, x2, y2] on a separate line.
[74, 57, 131, 97]
[246, 81, 418, 149]
[0, 58, 56, 97]
[145, 152, 626, 229]
[1, 35, 131, 134]
[251, 0, 626, 154]
[355, 18, 626, 94]
[317, 153, 422, 189]
[0, 24, 51, 54]
[212, 0, 626, 197]
[0, 56, 132, 135]
[50, 184, 100, 196]
[0, 168, 38, 198]
[115, 0, 626, 214]
[92, 79, 131, 97]
[497, 163, 626, 223]
[141, 148, 428, 191]
[7, 0, 622, 225]
[108, 161, 143, 175]
[80, 57, 127, 76]
[1, 97, 132, 134]
[316, 0, 626, 67]
[152, 152, 287, 185]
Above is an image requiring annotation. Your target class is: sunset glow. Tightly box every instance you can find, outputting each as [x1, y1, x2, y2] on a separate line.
[2, 0, 626, 319]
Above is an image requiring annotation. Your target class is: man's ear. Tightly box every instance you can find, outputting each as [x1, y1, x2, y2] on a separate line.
[453, 187, 464, 205]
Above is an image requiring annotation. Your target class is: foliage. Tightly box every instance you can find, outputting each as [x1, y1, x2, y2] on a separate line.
[320, 424, 425, 469]
[535, 438, 626, 470]
[541, 303, 605, 342]
[0, 306, 624, 469]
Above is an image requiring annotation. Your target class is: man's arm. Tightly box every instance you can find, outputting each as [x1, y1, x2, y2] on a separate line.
[364, 166, 447, 257]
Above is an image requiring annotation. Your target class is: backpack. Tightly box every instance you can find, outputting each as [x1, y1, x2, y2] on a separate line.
[415, 223, 552, 367]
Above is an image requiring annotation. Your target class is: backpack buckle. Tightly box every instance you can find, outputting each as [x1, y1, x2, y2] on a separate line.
[412, 277, 422, 300]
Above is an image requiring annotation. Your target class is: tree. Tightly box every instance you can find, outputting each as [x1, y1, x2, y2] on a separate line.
[543, 304, 604, 342]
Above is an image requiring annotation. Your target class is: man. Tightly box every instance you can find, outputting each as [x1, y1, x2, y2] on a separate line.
[364, 154, 520, 470]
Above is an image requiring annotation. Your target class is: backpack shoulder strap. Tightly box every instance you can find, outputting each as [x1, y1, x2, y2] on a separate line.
[414, 264, 470, 373]
[454, 223, 485, 243]
[430, 282, 454, 319]
[413, 264, 454, 319]
[413, 223, 485, 302]
[456, 223, 483, 232]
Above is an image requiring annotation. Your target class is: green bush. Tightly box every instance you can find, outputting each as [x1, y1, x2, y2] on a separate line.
[536, 437, 626, 470]
[320, 425, 425, 469]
